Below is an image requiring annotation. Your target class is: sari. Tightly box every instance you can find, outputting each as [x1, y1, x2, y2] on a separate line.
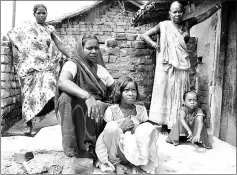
[7, 21, 62, 122]
[149, 20, 190, 129]
[56, 35, 110, 158]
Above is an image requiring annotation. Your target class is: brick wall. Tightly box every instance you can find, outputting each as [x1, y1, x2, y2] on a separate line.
[0, 0, 199, 130]
[53, 0, 158, 55]
[51, 0, 159, 109]
[104, 33, 155, 108]
[51, 1, 199, 110]
[1, 36, 22, 133]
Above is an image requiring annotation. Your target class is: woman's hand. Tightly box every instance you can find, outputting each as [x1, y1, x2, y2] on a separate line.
[85, 95, 99, 119]
[120, 117, 134, 133]
[152, 43, 159, 51]
[96, 100, 111, 120]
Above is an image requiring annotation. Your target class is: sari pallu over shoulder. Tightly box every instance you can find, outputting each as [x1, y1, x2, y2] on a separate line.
[159, 20, 191, 71]
[55, 35, 108, 115]
[55, 35, 109, 158]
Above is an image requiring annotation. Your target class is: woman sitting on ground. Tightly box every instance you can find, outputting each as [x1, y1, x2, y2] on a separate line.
[56, 34, 115, 162]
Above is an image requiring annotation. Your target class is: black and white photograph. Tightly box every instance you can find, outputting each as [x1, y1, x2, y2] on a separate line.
[1, 0, 236, 174]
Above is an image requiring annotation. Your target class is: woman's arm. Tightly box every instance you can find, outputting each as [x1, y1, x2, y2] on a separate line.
[58, 70, 99, 117]
[51, 33, 71, 58]
[58, 71, 90, 100]
[188, 2, 224, 29]
[141, 24, 160, 50]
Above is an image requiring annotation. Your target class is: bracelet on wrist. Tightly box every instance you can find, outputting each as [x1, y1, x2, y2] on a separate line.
[215, 3, 222, 10]
[152, 43, 158, 49]
[84, 94, 92, 101]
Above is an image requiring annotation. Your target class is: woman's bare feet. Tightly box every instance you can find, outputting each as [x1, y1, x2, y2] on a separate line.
[132, 165, 147, 174]
[99, 161, 115, 173]
[23, 120, 32, 134]
[115, 163, 128, 174]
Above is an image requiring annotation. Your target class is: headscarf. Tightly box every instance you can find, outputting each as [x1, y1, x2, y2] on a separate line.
[71, 34, 105, 68]
[55, 34, 108, 115]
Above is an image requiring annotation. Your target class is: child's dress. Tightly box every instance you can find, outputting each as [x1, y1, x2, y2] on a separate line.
[96, 104, 159, 174]
[166, 107, 211, 148]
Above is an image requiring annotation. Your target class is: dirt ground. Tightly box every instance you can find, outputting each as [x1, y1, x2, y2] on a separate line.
[1, 122, 236, 174]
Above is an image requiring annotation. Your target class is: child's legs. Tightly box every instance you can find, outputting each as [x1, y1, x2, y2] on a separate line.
[103, 121, 122, 165]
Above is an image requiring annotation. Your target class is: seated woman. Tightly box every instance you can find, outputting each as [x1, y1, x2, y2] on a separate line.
[56, 34, 115, 161]
[7, 4, 70, 134]
[95, 76, 159, 174]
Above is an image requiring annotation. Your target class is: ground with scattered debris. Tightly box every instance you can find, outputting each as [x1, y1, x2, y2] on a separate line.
[1, 117, 236, 174]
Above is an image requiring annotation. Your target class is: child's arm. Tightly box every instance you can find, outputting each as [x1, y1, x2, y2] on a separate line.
[130, 124, 139, 134]
[179, 109, 193, 139]
[191, 114, 204, 143]
[131, 105, 148, 134]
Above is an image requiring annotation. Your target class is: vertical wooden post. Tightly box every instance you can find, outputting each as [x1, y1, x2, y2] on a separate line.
[211, 4, 228, 138]
[12, 0, 16, 28]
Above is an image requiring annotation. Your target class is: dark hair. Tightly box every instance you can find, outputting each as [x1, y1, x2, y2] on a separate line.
[82, 33, 99, 47]
[112, 76, 140, 104]
[183, 90, 198, 101]
[33, 4, 47, 15]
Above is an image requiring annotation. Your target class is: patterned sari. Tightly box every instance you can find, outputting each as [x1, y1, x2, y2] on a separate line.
[149, 20, 190, 129]
[7, 21, 62, 122]
[56, 35, 110, 158]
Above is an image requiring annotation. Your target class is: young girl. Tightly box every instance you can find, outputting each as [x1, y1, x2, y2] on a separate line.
[95, 76, 159, 174]
[166, 91, 212, 148]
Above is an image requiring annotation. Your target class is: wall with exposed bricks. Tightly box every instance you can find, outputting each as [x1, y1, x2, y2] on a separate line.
[1, 37, 22, 133]
[1, 0, 199, 132]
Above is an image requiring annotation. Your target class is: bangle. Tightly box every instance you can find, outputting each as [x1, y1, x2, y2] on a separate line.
[84, 94, 92, 101]
[215, 4, 222, 10]
[152, 43, 158, 49]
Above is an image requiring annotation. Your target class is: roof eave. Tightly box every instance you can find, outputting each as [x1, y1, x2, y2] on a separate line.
[47, 1, 103, 24]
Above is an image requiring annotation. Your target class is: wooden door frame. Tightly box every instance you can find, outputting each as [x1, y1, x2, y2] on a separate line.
[210, 3, 228, 138]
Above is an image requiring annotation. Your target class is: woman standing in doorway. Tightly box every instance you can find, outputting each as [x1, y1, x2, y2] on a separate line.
[141, 1, 225, 134]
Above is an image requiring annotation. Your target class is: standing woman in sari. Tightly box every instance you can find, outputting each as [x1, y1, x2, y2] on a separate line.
[141, 1, 225, 133]
[56, 34, 115, 161]
[7, 4, 70, 134]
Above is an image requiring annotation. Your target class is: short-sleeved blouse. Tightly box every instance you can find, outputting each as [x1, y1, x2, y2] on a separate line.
[61, 60, 114, 87]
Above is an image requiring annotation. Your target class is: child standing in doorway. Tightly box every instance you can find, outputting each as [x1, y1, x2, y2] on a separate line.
[166, 91, 212, 148]
[95, 76, 159, 174]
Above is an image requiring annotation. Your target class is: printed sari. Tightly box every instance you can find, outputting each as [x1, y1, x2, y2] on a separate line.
[149, 20, 190, 129]
[7, 21, 62, 122]
[56, 35, 110, 158]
